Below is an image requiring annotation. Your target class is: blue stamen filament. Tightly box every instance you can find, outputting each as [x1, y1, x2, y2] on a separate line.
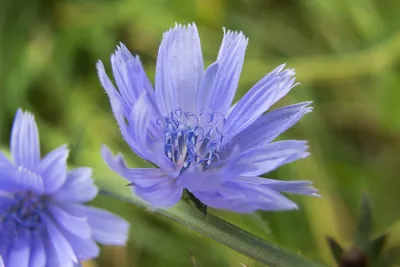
[162, 109, 225, 174]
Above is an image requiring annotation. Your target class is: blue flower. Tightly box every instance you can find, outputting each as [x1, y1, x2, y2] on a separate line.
[98, 23, 318, 213]
[0, 110, 129, 267]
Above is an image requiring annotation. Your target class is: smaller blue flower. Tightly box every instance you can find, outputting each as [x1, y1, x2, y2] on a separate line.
[0, 110, 129, 267]
[98, 23, 318, 213]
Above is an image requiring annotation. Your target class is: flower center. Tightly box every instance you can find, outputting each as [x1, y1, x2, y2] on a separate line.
[161, 108, 226, 173]
[1, 191, 44, 233]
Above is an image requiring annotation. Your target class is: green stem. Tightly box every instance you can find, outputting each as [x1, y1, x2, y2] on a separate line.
[99, 189, 326, 267]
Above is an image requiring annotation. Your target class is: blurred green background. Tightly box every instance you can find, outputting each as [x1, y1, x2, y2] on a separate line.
[1, 0, 400, 266]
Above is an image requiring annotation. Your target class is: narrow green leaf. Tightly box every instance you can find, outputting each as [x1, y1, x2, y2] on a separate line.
[355, 195, 373, 249]
[99, 189, 325, 267]
[326, 236, 343, 264]
[368, 234, 387, 261]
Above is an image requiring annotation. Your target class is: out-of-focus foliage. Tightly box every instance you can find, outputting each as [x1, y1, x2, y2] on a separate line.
[1, 0, 400, 266]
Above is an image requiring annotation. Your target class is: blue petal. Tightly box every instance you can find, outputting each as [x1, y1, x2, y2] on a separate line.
[239, 176, 319, 196]
[51, 167, 98, 203]
[224, 65, 298, 140]
[0, 152, 17, 191]
[134, 179, 183, 208]
[108, 93, 150, 159]
[103, 144, 182, 207]
[155, 23, 204, 115]
[223, 102, 312, 153]
[217, 28, 243, 60]
[42, 214, 78, 265]
[230, 140, 309, 176]
[98, 60, 163, 153]
[98, 60, 156, 156]
[102, 145, 176, 182]
[120, 94, 163, 163]
[196, 62, 218, 114]
[48, 205, 100, 261]
[37, 145, 69, 194]
[97, 60, 125, 117]
[65, 204, 129, 245]
[176, 160, 240, 193]
[176, 170, 225, 193]
[0, 166, 22, 192]
[86, 207, 129, 245]
[0, 256, 3, 267]
[10, 109, 41, 170]
[110, 44, 157, 115]
[15, 166, 44, 193]
[102, 146, 182, 207]
[96, 60, 123, 108]
[192, 191, 259, 212]
[6, 238, 30, 267]
[0, 165, 44, 193]
[237, 177, 319, 196]
[0, 243, 7, 265]
[198, 29, 248, 115]
[130, 92, 165, 157]
[0, 151, 12, 167]
[127, 169, 171, 187]
[127, 92, 157, 155]
[64, 233, 99, 262]
[44, 238, 60, 267]
[46, 203, 91, 239]
[29, 237, 46, 267]
[110, 45, 164, 144]
[194, 179, 298, 213]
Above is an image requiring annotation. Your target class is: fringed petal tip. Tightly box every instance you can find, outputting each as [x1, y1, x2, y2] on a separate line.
[269, 64, 300, 91]
[218, 28, 249, 62]
[11, 108, 41, 170]
[162, 22, 199, 40]
[96, 60, 105, 77]
[112, 43, 140, 66]
[299, 181, 320, 197]
[174, 22, 197, 29]
[280, 202, 299, 211]
[221, 27, 248, 42]
[271, 63, 297, 76]
[115, 42, 129, 54]
[302, 102, 314, 114]
[15, 108, 35, 120]
[282, 180, 319, 198]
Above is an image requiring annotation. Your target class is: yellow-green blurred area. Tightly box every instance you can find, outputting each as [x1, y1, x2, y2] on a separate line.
[1, 0, 400, 266]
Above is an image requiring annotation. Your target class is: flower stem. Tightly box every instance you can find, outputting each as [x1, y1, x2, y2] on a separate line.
[99, 189, 326, 267]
